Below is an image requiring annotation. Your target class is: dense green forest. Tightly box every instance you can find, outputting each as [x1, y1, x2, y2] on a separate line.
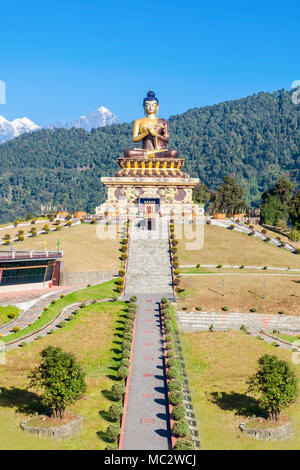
[0, 89, 299, 223]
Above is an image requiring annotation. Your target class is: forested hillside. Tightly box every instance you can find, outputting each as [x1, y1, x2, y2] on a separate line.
[0, 89, 299, 222]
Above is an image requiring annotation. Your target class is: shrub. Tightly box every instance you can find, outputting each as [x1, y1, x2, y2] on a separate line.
[172, 404, 186, 421]
[173, 438, 195, 450]
[240, 265, 245, 269]
[196, 263, 201, 268]
[109, 404, 123, 421]
[173, 278, 180, 286]
[4, 240, 10, 245]
[106, 425, 120, 442]
[249, 230, 255, 236]
[216, 264, 223, 268]
[167, 379, 182, 392]
[278, 310, 285, 315]
[59, 321, 66, 328]
[115, 285, 123, 293]
[222, 306, 229, 311]
[167, 367, 180, 380]
[56, 225, 62, 231]
[127, 312, 136, 321]
[240, 324, 247, 332]
[118, 365, 129, 379]
[66, 220, 72, 227]
[169, 390, 183, 406]
[130, 296, 137, 302]
[21, 341, 27, 347]
[288, 229, 300, 242]
[161, 297, 168, 304]
[120, 245, 127, 252]
[173, 269, 180, 276]
[124, 332, 133, 342]
[229, 224, 235, 230]
[18, 234, 24, 241]
[60, 294, 65, 299]
[266, 237, 271, 242]
[171, 247, 177, 254]
[120, 253, 127, 260]
[115, 277, 124, 286]
[122, 349, 131, 359]
[209, 324, 215, 332]
[172, 420, 190, 438]
[120, 358, 130, 368]
[122, 340, 132, 351]
[111, 383, 126, 400]
[167, 350, 175, 358]
[12, 326, 20, 333]
[261, 229, 267, 235]
[51, 299, 57, 305]
[206, 219, 211, 225]
[68, 315, 73, 321]
[263, 266, 268, 270]
[167, 358, 180, 369]
[128, 302, 137, 309]
[119, 269, 125, 276]
[7, 312, 17, 319]
[196, 306, 202, 311]
[4, 233, 11, 240]
[250, 307, 257, 312]
[48, 329, 55, 335]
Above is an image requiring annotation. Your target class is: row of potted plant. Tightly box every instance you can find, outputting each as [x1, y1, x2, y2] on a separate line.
[160, 297, 195, 450]
[169, 220, 181, 296]
[116, 220, 130, 295]
[104, 295, 138, 448]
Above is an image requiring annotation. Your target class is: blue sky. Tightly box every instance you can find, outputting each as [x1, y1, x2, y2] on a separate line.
[1, 0, 299, 125]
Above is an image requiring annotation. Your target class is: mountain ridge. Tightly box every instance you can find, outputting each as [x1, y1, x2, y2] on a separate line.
[0, 89, 299, 223]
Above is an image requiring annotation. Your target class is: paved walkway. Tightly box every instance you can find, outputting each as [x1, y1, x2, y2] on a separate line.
[122, 294, 171, 450]
[0, 285, 82, 336]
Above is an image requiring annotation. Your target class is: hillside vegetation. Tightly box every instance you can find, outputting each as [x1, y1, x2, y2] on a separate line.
[0, 89, 299, 222]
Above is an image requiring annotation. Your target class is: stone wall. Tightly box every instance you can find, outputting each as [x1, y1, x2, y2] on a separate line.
[240, 420, 294, 441]
[59, 270, 116, 286]
[20, 415, 83, 439]
[177, 311, 300, 333]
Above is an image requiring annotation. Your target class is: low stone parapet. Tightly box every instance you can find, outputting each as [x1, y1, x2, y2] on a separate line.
[20, 415, 83, 439]
[240, 420, 294, 441]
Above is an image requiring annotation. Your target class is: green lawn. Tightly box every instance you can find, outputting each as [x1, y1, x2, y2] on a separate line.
[2, 280, 116, 343]
[0, 306, 21, 326]
[0, 299, 126, 450]
[180, 330, 300, 449]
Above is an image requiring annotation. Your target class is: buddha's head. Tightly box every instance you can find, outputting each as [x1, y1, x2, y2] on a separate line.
[143, 90, 159, 116]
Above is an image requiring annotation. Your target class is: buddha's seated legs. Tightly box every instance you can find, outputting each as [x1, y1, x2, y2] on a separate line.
[124, 148, 178, 158]
[124, 148, 147, 158]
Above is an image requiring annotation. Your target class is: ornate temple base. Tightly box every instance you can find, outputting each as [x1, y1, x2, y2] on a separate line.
[96, 175, 201, 218]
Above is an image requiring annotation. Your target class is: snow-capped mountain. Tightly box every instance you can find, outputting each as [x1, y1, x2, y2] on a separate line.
[0, 116, 40, 144]
[47, 106, 120, 131]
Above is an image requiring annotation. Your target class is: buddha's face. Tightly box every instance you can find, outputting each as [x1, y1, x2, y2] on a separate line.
[143, 100, 159, 116]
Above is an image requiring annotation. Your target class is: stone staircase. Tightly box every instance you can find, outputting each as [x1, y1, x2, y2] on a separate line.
[177, 311, 300, 333]
[125, 217, 174, 298]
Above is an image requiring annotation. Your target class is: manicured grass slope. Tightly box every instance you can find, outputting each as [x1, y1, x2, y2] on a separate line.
[0, 306, 20, 326]
[177, 224, 300, 268]
[0, 223, 120, 273]
[0, 300, 126, 450]
[180, 331, 300, 450]
[178, 275, 300, 315]
[2, 280, 116, 343]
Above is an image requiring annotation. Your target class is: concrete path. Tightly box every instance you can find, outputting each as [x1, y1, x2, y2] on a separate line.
[122, 294, 171, 450]
[0, 285, 83, 336]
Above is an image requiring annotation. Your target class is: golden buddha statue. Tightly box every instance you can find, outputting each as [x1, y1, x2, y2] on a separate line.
[124, 90, 178, 159]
